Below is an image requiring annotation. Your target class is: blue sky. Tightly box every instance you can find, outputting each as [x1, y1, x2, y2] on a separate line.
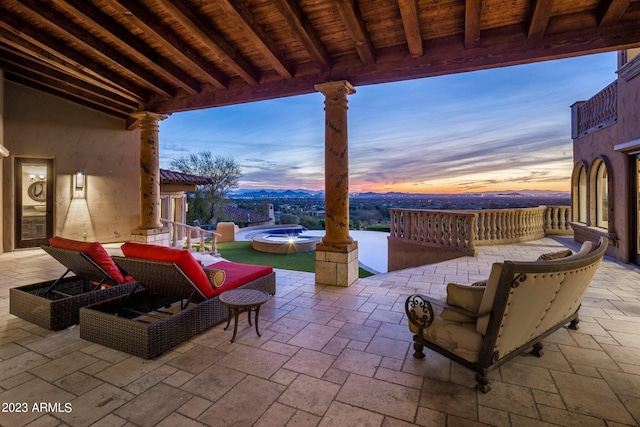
[159, 52, 617, 193]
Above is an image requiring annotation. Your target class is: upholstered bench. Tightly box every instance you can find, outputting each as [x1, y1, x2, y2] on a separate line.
[405, 237, 608, 392]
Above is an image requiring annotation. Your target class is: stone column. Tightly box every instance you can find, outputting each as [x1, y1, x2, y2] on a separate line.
[130, 111, 170, 245]
[314, 81, 359, 287]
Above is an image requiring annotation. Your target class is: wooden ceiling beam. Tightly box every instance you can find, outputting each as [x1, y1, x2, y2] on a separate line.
[149, 18, 640, 113]
[12, 0, 176, 98]
[51, 0, 202, 95]
[3, 71, 131, 118]
[218, 0, 293, 79]
[397, 0, 423, 57]
[528, 0, 554, 39]
[0, 26, 123, 99]
[0, 10, 148, 102]
[156, 0, 259, 85]
[0, 46, 139, 110]
[465, 0, 482, 49]
[105, 0, 228, 89]
[600, 0, 632, 26]
[335, 0, 375, 65]
[272, 0, 332, 73]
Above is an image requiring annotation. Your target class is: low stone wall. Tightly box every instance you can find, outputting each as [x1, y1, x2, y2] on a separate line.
[388, 205, 572, 271]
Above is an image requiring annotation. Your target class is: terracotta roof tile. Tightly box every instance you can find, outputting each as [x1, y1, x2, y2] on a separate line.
[160, 169, 213, 185]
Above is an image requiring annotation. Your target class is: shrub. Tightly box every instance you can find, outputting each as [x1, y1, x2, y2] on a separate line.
[279, 213, 299, 225]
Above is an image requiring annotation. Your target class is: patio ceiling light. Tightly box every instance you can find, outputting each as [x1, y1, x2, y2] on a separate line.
[75, 171, 85, 190]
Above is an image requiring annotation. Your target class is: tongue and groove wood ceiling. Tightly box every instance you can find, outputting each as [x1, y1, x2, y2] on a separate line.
[1, 0, 639, 122]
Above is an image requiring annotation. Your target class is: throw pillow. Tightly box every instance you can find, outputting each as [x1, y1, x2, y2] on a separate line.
[537, 249, 573, 261]
[441, 282, 485, 323]
[204, 268, 226, 287]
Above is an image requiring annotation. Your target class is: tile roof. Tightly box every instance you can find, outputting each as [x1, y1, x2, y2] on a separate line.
[160, 169, 213, 185]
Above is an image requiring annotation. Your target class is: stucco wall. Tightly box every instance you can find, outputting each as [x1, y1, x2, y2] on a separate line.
[0, 72, 5, 254]
[572, 52, 640, 263]
[572, 121, 626, 260]
[2, 81, 140, 250]
[618, 56, 640, 144]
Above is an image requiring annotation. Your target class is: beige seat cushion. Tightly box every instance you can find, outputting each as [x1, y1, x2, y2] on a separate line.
[441, 283, 485, 323]
[475, 263, 504, 335]
[409, 316, 483, 363]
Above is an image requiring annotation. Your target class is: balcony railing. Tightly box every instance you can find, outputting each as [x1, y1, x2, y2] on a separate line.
[573, 81, 617, 137]
[389, 209, 477, 254]
[160, 218, 221, 256]
[389, 205, 571, 252]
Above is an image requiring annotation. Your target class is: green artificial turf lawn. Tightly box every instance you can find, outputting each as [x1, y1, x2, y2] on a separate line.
[217, 241, 374, 278]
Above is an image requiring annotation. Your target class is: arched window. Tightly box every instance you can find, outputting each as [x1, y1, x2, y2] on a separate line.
[595, 161, 608, 228]
[578, 165, 587, 223]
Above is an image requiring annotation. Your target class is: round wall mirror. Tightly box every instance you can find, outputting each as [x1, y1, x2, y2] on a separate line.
[27, 182, 46, 202]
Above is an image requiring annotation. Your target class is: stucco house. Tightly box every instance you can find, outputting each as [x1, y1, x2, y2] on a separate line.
[571, 47, 640, 265]
[2, 81, 141, 250]
[2, 1, 640, 285]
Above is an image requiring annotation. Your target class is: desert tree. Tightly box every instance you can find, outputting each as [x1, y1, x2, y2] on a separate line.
[170, 152, 241, 224]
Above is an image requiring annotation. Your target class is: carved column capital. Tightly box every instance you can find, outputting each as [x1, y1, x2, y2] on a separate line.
[314, 80, 356, 97]
[130, 111, 170, 123]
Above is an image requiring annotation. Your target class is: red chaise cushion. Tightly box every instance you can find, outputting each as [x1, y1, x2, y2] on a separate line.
[121, 242, 214, 298]
[204, 261, 273, 297]
[49, 236, 129, 284]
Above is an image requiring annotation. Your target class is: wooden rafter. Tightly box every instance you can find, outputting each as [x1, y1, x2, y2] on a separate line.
[465, 0, 482, 49]
[0, 46, 139, 110]
[5, 72, 130, 118]
[600, 0, 632, 26]
[51, 0, 202, 95]
[528, 0, 554, 39]
[149, 18, 640, 113]
[0, 10, 147, 102]
[272, 0, 332, 73]
[1, 0, 639, 119]
[104, 0, 229, 89]
[12, 0, 176, 98]
[335, 0, 375, 65]
[218, 0, 293, 79]
[398, 0, 423, 57]
[155, 0, 259, 85]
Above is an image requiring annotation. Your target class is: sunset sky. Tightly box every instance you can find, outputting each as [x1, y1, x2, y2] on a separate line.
[159, 52, 617, 194]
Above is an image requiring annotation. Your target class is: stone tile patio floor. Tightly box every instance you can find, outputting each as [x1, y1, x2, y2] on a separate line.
[1, 237, 639, 426]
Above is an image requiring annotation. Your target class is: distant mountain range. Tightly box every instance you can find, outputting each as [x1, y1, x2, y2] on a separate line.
[230, 189, 325, 198]
[230, 188, 570, 199]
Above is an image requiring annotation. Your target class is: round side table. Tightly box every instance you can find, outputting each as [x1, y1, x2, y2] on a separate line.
[219, 289, 270, 342]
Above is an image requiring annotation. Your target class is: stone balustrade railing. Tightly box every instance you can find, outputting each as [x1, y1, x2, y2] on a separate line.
[573, 81, 617, 137]
[160, 218, 221, 256]
[389, 205, 572, 250]
[543, 205, 573, 235]
[389, 209, 477, 254]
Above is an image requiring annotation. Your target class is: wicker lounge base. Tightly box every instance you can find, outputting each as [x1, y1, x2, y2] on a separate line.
[10, 278, 138, 330]
[80, 270, 276, 359]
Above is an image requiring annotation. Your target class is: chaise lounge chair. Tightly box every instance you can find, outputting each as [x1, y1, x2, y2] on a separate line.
[10, 237, 137, 330]
[79, 242, 275, 358]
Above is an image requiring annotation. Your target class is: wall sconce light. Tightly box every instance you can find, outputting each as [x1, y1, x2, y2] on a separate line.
[75, 171, 85, 190]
